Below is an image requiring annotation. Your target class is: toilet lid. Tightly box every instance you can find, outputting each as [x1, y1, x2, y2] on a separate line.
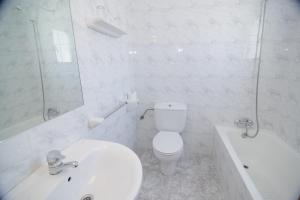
[153, 131, 183, 154]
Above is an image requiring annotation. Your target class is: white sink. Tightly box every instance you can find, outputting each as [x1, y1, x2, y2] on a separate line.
[4, 140, 143, 200]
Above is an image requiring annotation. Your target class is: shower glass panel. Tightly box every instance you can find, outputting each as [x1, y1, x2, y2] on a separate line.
[0, 0, 83, 140]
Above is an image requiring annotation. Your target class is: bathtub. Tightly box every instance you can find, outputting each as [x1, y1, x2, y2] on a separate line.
[214, 126, 300, 200]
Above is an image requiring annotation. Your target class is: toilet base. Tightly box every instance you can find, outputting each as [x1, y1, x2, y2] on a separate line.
[159, 160, 177, 175]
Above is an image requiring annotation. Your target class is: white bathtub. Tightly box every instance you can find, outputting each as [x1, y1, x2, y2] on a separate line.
[215, 126, 300, 200]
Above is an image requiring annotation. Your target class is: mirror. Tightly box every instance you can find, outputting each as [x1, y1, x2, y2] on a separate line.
[0, 0, 83, 140]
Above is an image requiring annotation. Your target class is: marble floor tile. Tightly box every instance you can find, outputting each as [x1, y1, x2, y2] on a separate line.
[136, 150, 225, 200]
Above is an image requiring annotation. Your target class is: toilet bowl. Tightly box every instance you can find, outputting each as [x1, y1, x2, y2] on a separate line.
[152, 102, 187, 175]
[153, 131, 183, 175]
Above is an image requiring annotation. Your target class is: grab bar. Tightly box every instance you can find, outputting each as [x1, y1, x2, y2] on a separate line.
[103, 101, 127, 119]
[88, 101, 128, 129]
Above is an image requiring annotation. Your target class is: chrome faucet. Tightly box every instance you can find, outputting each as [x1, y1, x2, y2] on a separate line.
[234, 118, 254, 138]
[47, 150, 79, 175]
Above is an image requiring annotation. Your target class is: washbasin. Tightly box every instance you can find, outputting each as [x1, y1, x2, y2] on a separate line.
[4, 140, 143, 200]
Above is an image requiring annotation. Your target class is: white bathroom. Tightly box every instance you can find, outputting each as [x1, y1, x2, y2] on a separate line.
[0, 0, 300, 199]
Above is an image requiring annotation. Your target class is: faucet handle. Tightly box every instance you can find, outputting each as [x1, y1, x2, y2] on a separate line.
[234, 118, 254, 128]
[47, 150, 65, 165]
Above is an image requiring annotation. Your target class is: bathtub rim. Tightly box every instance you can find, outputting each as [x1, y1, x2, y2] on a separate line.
[215, 125, 263, 200]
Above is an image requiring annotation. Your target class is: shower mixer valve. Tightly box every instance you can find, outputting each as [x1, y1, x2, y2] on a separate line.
[234, 118, 254, 138]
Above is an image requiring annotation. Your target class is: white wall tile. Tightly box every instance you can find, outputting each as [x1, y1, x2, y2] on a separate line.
[128, 0, 260, 155]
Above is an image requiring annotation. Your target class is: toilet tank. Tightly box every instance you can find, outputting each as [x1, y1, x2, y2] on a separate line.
[154, 102, 187, 132]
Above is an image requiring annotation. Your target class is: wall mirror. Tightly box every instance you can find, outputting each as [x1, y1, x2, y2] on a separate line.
[0, 0, 83, 140]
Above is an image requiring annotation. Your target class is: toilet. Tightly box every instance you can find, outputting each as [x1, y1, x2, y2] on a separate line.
[152, 102, 187, 175]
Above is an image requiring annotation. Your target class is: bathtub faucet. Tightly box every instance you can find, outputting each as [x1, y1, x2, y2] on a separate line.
[234, 118, 254, 138]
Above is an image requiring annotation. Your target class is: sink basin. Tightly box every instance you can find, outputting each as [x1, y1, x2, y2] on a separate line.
[4, 140, 143, 200]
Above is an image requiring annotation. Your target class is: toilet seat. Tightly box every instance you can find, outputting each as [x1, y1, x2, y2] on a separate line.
[153, 131, 183, 155]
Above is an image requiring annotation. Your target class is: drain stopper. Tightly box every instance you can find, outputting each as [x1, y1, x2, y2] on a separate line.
[243, 164, 249, 169]
[81, 194, 94, 200]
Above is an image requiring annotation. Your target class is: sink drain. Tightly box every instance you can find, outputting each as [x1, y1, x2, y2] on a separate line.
[81, 194, 94, 200]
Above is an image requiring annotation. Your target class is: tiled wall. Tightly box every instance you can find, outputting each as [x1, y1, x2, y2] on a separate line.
[259, 0, 300, 153]
[0, 0, 136, 197]
[127, 0, 261, 154]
